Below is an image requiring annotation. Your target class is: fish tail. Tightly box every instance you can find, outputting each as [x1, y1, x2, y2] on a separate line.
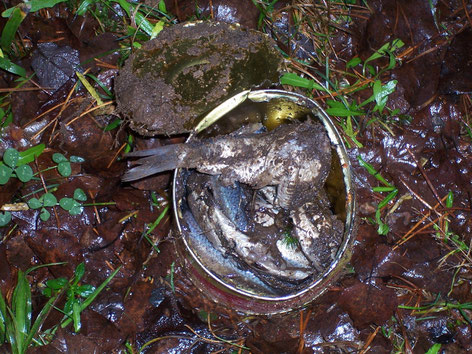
[122, 144, 186, 182]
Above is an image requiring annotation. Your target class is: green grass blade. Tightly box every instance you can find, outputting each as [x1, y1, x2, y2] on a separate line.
[425, 343, 441, 354]
[378, 189, 398, 209]
[357, 155, 393, 187]
[60, 266, 121, 329]
[446, 191, 453, 208]
[23, 292, 62, 350]
[76, 71, 103, 105]
[11, 270, 32, 352]
[145, 206, 169, 236]
[0, 290, 7, 342]
[85, 73, 113, 99]
[29, 0, 68, 12]
[0, 56, 26, 77]
[0, 7, 26, 52]
[112, 0, 154, 36]
[17, 144, 45, 166]
[6, 306, 20, 354]
[280, 72, 328, 92]
[25, 262, 68, 276]
[459, 308, 472, 327]
[372, 186, 396, 192]
[2, 0, 68, 17]
[73, 262, 85, 285]
[72, 301, 81, 332]
[326, 100, 364, 117]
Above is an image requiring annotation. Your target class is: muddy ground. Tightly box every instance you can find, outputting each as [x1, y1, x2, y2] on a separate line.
[0, 0, 472, 353]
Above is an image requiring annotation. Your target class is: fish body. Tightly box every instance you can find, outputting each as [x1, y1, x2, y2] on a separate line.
[180, 203, 277, 295]
[185, 172, 314, 282]
[124, 121, 332, 209]
[291, 199, 344, 272]
[127, 121, 344, 291]
[212, 206, 312, 280]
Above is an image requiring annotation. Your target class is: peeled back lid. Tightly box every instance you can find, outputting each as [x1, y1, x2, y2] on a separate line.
[115, 21, 284, 136]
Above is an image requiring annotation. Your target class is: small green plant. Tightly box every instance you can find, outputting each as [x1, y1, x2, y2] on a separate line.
[27, 192, 57, 221]
[0, 147, 87, 227]
[398, 294, 472, 327]
[77, 0, 170, 40]
[142, 205, 169, 254]
[58, 188, 88, 216]
[0, 148, 34, 184]
[1, 0, 69, 62]
[357, 155, 398, 235]
[251, 0, 280, 29]
[426, 343, 441, 354]
[280, 39, 405, 148]
[0, 148, 83, 187]
[52, 153, 81, 177]
[42, 262, 96, 332]
[27, 188, 87, 220]
[0, 262, 120, 353]
[433, 191, 455, 241]
[281, 227, 298, 249]
[104, 118, 122, 131]
[0, 94, 13, 130]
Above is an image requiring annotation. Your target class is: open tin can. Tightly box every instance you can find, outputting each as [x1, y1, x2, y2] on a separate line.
[172, 89, 356, 315]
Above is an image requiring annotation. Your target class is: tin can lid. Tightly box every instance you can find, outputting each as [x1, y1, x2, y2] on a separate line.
[115, 21, 284, 136]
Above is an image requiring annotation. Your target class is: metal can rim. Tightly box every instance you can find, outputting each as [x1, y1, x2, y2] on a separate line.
[172, 89, 357, 303]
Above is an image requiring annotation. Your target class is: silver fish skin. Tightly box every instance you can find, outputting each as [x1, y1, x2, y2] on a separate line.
[180, 204, 277, 294]
[123, 121, 332, 209]
[186, 173, 250, 235]
[209, 177, 250, 232]
[186, 189, 224, 251]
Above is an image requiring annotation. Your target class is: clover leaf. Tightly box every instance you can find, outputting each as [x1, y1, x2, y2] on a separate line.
[0, 165, 13, 185]
[3, 148, 19, 168]
[0, 211, 12, 227]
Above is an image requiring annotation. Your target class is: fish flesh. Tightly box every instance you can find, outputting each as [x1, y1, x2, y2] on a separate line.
[290, 199, 344, 272]
[211, 205, 312, 280]
[184, 171, 316, 285]
[180, 202, 278, 295]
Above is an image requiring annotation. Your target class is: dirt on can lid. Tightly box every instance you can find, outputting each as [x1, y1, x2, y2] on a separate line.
[115, 21, 284, 136]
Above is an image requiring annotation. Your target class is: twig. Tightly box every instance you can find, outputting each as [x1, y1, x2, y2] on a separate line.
[206, 312, 249, 351]
[406, 148, 445, 208]
[297, 309, 312, 353]
[88, 190, 101, 224]
[23, 97, 82, 128]
[31, 82, 78, 140]
[0, 87, 53, 93]
[93, 58, 118, 70]
[399, 178, 436, 212]
[107, 142, 127, 169]
[360, 326, 380, 354]
[462, 0, 472, 28]
[209, 0, 214, 19]
[393, 195, 448, 249]
[64, 101, 114, 127]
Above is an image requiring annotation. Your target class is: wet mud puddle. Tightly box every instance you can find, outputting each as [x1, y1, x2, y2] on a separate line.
[126, 120, 344, 296]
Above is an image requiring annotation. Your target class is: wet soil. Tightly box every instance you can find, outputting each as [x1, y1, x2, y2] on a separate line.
[1, 0, 472, 352]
